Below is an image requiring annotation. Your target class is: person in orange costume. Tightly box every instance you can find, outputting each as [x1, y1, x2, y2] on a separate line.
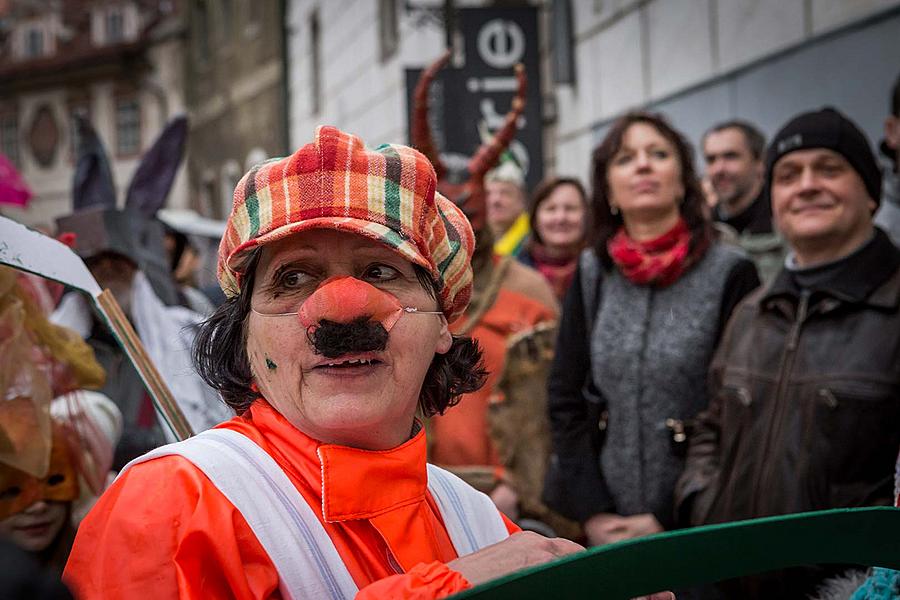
[429, 252, 558, 514]
[63, 126, 586, 599]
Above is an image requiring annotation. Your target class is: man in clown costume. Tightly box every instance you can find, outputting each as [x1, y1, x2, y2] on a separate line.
[64, 126, 676, 599]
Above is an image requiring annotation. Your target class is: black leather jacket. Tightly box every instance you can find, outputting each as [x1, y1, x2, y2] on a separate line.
[675, 229, 900, 598]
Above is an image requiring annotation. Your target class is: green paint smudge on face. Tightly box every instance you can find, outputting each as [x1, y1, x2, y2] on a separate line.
[265, 357, 277, 370]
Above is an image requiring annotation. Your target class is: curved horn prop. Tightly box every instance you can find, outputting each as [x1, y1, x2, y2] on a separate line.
[468, 63, 527, 179]
[412, 50, 452, 179]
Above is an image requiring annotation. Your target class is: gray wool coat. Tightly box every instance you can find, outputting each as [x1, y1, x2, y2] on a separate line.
[591, 242, 750, 520]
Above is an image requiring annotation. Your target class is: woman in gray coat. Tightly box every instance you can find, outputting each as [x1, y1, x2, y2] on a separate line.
[545, 112, 759, 546]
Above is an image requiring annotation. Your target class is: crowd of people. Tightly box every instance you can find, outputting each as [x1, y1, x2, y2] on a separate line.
[0, 66, 898, 599]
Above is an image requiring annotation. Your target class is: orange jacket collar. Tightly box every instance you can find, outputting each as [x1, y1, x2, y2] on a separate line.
[247, 400, 428, 523]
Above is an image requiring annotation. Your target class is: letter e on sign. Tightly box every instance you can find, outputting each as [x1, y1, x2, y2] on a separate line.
[477, 19, 525, 69]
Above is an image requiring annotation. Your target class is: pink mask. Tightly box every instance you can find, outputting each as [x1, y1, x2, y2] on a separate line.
[299, 276, 405, 331]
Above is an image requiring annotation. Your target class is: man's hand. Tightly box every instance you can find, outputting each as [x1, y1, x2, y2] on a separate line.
[489, 482, 520, 521]
[447, 531, 583, 586]
[584, 513, 663, 546]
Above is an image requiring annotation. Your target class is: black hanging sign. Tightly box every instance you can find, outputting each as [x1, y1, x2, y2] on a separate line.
[405, 6, 544, 192]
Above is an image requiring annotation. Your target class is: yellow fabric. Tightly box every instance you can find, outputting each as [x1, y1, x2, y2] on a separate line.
[493, 214, 530, 257]
[0, 267, 105, 477]
[0, 267, 105, 393]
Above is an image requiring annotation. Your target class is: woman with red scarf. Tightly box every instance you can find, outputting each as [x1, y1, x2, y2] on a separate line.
[544, 113, 759, 549]
[518, 177, 590, 301]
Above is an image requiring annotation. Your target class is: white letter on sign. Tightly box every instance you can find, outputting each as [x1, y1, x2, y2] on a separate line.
[477, 19, 525, 69]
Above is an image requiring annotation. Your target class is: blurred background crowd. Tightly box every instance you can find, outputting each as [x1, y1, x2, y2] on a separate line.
[0, 1, 899, 599]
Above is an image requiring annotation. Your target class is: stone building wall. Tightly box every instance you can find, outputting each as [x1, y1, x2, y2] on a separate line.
[184, 0, 287, 220]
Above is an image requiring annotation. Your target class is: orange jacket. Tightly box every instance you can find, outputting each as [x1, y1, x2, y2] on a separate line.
[64, 400, 518, 599]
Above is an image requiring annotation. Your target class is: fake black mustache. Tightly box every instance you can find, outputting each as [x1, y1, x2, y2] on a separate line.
[306, 317, 389, 359]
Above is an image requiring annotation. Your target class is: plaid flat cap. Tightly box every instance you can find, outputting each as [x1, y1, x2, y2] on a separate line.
[218, 125, 475, 322]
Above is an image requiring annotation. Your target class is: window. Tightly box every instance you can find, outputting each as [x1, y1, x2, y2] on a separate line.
[220, 0, 234, 42]
[90, 4, 138, 46]
[194, 0, 210, 63]
[13, 18, 57, 60]
[309, 11, 321, 115]
[551, 0, 576, 85]
[24, 28, 44, 58]
[242, 0, 260, 38]
[69, 111, 81, 159]
[0, 113, 19, 166]
[220, 160, 242, 217]
[27, 104, 59, 169]
[68, 99, 91, 161]
[115, 96, 141, 156]
[106, 8, 125, 43]
[201, 176, 218, 218]
[378, 0, 399, 62]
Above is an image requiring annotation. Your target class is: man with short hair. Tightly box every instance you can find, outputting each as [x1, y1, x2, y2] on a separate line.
[875, 72, 900, 244]
[703, 120, 784, 281]
[703, 120, 770, 234]
[676, 107, 900, 599]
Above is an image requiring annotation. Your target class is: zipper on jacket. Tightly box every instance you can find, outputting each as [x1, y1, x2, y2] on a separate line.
[750, 290, 810, 515]
[785, 292, 809, 351]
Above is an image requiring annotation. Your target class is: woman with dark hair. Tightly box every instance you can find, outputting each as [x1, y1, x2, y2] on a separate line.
[519, 177, 590, 300]
[64, 126, 589, 599]
[545, 112, 760, 547]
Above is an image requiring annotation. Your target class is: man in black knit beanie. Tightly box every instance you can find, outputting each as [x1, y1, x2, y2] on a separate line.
[676, 107, 900, 599]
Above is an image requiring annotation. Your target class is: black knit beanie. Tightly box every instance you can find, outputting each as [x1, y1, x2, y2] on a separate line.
[766, 107, 882, 207]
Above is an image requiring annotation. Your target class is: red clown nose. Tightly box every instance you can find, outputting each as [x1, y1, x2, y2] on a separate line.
[297, 276, 404, 331]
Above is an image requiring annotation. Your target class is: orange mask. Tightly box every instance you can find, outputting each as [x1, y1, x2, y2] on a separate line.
[0, 425, 78, 520]
[298, 276, 406, 331]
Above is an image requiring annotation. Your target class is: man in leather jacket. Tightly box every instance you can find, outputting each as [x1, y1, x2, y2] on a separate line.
[675, 107, 900, 599]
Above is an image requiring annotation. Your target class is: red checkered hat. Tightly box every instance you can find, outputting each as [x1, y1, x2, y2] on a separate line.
[218, 126, 474, 322]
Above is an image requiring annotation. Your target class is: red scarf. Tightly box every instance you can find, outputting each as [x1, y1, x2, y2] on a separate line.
[528, 243, 579, 301]
[607, 218, 705, 287]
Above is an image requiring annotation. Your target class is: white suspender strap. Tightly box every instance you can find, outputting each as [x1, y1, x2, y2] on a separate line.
[120, 429, 359, 600]
[426, 464, 510, 556]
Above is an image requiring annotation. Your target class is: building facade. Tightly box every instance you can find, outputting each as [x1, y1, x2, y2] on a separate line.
[286, 0, 446, 152]
[0, 0, 189, 227]
[184, 0, 288, 220]
[570, 0, 900, 178]
[285, 0, 900, 189]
